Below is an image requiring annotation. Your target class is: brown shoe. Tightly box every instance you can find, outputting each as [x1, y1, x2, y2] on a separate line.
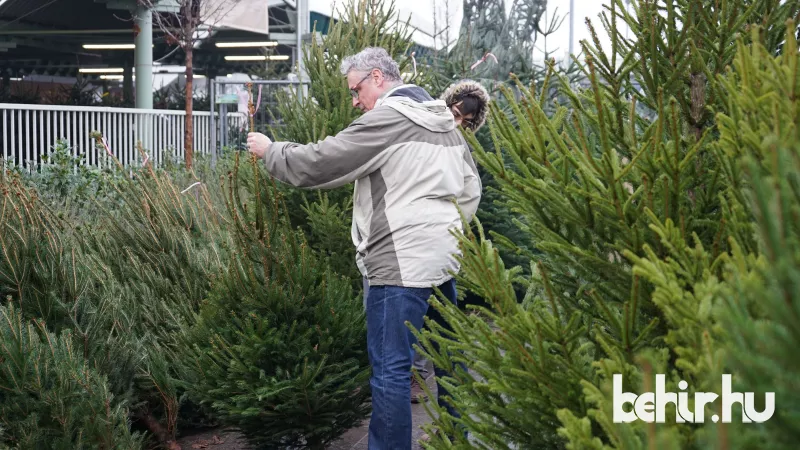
[411, 376, 428, 403]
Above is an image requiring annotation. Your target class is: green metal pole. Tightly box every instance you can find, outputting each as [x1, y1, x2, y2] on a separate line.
[134, 4, 153, 157]
[135, 4, 153, 109]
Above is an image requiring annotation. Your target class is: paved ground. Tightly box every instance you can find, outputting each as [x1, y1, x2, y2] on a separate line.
[176, 365, 437, 450]
[176, 429, 251, 450]
[327, 368, 436, 450]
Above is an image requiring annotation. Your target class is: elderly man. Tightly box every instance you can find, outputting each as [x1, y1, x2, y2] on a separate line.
[247, 47, 481, 449]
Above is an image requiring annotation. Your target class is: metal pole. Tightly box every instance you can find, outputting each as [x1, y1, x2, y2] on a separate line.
[210, 79, 217, 167]
[296, 0, 303, 80]
[625, 0, 631, 40]
[220, 104, 228, 150]
[569, 0, 575, 57]
[134, 4, 153, 109]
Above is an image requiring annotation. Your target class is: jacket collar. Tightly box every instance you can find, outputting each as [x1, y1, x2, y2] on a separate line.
[375, 83, 415, 107]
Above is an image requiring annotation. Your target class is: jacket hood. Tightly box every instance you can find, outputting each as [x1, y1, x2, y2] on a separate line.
[375, 84, 456, 133]
[439, 79, 490, 131]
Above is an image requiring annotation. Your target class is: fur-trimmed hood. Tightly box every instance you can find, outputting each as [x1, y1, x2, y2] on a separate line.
[439, 79, 490, 131]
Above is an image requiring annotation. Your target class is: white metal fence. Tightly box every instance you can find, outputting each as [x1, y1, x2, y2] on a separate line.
[1, 103, 246, 169]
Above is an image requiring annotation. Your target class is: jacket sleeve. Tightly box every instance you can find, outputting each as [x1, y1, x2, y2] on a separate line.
[458, 146, 482, 223]
[263, 107, 399, 189]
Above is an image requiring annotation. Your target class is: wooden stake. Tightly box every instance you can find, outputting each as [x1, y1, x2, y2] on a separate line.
[246, 82, 255, 132]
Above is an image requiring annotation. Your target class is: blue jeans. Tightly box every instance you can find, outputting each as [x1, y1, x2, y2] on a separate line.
[364, 278, 461, 450]
[363, 278, 429, 375]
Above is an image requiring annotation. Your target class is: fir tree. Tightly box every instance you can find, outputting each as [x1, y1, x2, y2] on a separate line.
[0, 296, 142, 449]
[0, 301, 143, 449]
[81, 160, 231, 443]
[179, 155, 371, 449]
[0, 154, 227, 447]
[412, 0, 800, 448]
[710, 26, 800, 445]
[268, 0, 419, 288]
[2, 143, 374, 447]
[557, 22, 800, 449]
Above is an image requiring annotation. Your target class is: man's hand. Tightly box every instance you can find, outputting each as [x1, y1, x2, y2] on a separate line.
[247, 132, 272, 159]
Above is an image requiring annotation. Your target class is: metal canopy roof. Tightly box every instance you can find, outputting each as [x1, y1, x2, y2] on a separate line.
[0, 0, 298, 79]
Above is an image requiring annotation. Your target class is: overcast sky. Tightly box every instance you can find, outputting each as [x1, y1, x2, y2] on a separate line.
[312, 0, 629, 63]
[418, 0, 631, 62]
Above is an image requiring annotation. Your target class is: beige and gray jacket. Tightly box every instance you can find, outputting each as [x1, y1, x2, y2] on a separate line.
[264, 84, 482, 288]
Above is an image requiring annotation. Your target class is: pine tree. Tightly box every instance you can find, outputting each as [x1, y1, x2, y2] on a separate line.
[0, 175, 145, 447]
[0, 152, 224, 447]
[2, 139, 373, 447]
[268, 0, 419, 288]
[81, 159, 232, 443]
[555, 22, 800, 449]
[709, 26, 800, 446]
[179, 155, 371, 449]
[411, 0, 800, 448]
[0, 304, 143, 449]
[424, 2, 584, 305]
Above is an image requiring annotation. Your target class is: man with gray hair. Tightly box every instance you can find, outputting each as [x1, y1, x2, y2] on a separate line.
[247, 46, 481, 449]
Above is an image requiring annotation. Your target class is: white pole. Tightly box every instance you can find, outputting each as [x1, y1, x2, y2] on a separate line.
[569, 0, 575, 57]
[626, 0, 631, 40]
[135, 4, 153, 109]
[296, 0, 303, 76]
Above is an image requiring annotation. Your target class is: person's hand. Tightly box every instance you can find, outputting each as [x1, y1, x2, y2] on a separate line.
[247, 132, 272, 159]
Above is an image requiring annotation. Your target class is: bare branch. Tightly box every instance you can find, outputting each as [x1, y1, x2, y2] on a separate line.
[135, 0, 241, 168]
[136, 0, 242, 48]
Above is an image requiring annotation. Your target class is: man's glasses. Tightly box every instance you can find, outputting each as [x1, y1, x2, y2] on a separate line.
[350, 72, 373, 99]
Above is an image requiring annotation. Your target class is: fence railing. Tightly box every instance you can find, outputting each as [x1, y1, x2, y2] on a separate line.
[1, 103, 246, 169]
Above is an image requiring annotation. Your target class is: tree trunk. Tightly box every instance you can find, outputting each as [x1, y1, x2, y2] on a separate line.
[136, 411, 180, 449]
[184, 45, 194, 169]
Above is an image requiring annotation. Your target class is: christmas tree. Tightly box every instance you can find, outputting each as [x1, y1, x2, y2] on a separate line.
[412, 0, 800, 448]
[0, 303, 143, 449]
[423, 0, 583, 304]
[79, 159, 230, 444]
[1, 141, 376, 447]
[556, 21, 800, 448]
[268, 0, 419, 288]
[0, 170, 146, 448]
[709, 25, 800, 445]
[179, 155, 371, 449]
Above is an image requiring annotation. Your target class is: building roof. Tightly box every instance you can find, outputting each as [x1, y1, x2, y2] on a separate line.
[0, 0, 436, 81]
[0, 0, 292, 79]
